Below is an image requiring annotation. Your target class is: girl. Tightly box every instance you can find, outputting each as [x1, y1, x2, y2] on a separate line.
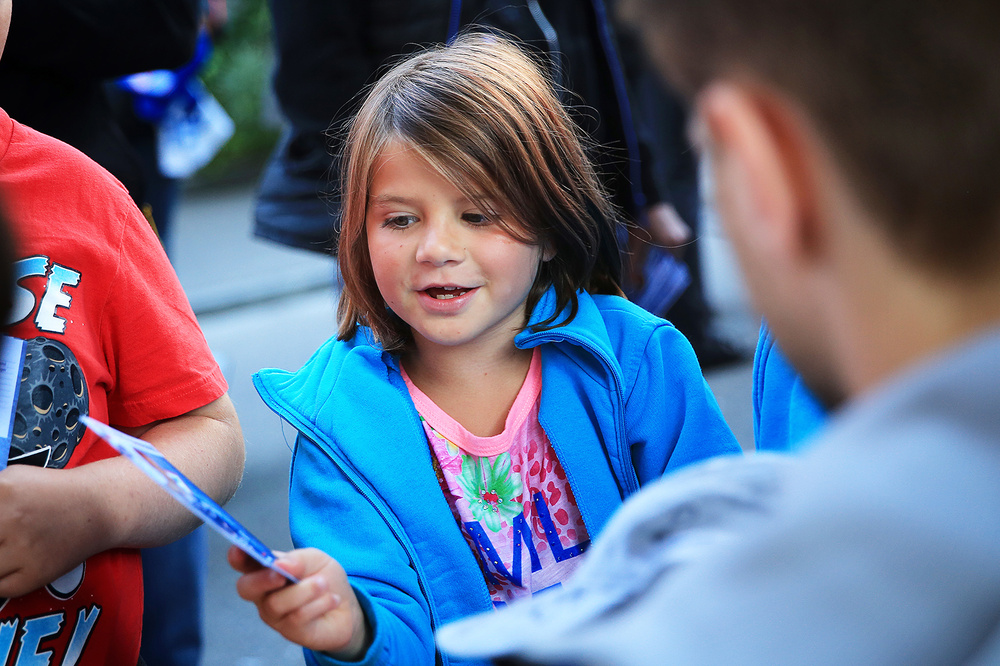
[230, 34, 739, 665]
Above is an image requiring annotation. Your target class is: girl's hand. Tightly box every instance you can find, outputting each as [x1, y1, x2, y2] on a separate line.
[228, 545, 371, 659]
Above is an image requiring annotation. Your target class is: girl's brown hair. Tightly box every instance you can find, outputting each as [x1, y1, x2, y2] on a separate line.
[336, 33, 622, 351]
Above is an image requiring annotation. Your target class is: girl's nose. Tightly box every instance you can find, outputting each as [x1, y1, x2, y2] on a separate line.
[415, 218, 464, 266]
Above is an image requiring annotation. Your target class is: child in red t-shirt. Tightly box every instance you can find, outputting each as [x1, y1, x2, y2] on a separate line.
[0, 3, 245, 662]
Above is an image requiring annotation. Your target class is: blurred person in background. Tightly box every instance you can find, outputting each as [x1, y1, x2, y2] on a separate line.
[0, 0, 200, 218]
[111, 0, 232, 256]
[435, 1, 1000, 663]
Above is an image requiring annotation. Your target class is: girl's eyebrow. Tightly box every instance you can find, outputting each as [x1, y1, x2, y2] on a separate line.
[369, 193, 487, 206]
[369, 194, 416, 206]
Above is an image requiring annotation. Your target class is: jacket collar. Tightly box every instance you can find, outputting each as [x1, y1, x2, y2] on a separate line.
[517, 288, 615, 359]
[255, 287, 619, 434]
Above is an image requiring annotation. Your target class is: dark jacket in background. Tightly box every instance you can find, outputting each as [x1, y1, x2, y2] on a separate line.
[254, 0, 688, 256]
[0, 0, 200, 205]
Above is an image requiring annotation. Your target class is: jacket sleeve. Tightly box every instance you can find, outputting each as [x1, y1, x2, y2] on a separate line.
[625, 321, 743, 482]
[753, 322, 828, 453]
[289, 434, 437, 666]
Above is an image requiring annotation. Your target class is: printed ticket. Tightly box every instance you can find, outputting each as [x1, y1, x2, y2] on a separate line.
[81, 415, 298, 583]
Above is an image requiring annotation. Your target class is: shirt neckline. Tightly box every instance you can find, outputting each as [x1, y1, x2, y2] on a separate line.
[402, 348, 541, 457]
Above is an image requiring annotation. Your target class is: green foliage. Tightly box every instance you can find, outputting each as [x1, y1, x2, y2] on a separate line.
[197, 0, 280, 184]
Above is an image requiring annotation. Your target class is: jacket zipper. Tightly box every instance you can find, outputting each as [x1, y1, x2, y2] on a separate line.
[523, 332, 639, 496]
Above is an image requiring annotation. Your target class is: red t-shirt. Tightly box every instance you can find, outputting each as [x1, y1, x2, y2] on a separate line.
[0, 108, 227, 665]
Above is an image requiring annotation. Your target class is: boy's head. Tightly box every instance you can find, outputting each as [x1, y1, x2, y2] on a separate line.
[621, 0, 1000, 403]
[622, 0, 1000, 276]
[336, 33, 622, 351]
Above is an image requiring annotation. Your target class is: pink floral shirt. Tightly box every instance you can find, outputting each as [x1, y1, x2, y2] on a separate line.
[402, 349, 590, 606]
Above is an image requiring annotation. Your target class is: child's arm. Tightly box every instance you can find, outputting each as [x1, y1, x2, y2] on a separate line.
[285, 436, 441, 665]
[0, 394, 244, 598]
[229, 546, 371, 660]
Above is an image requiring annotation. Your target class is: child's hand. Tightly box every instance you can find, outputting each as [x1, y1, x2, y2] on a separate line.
[228, 545, 371, 659]
[0, 465, 114, 598]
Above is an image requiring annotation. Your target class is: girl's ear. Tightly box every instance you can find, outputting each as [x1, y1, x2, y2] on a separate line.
[542, 243, 556, 262]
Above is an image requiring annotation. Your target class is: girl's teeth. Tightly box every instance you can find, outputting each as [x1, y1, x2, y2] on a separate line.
[426, 286, 468, 299]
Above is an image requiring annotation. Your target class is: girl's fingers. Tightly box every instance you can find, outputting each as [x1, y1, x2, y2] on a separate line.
[273, 554, 304, 580]
[227, 544, 263, 573]
[235, 566, 289, 602]
[282, 585, 341, 626]
[264, 573, 333, 620]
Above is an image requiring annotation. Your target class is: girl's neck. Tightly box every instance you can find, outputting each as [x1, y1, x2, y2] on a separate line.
[402, 338, 533, 438]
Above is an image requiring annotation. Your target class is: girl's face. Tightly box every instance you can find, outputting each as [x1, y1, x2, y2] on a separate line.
[366, 141, 546, 357]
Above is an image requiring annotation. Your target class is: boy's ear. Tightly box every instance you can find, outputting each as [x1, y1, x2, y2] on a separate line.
[0, 0, 10, 60]
[698, 82, 823, 265]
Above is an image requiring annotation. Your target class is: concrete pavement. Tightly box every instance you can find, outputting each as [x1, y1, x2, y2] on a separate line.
[169, 182, 760, 665]
[171, 184, 336, 665]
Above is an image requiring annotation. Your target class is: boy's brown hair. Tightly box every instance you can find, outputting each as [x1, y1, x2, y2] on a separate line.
[620, 0, 1000, 277]
[336, 33, 622, 351]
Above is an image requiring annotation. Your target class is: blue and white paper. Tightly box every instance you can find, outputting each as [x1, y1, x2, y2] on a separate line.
[0, 336, 26, 470]
[625, 248, 691, 318]
[80, 415, 298, 582]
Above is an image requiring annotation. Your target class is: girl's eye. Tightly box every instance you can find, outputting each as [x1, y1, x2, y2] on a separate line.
[462, 212, 491, 226]
[383, 214, 417, 229]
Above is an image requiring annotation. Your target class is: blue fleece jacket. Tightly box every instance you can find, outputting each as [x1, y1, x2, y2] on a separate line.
[753, 323, 827, 452]
[253, 289, 740, 666]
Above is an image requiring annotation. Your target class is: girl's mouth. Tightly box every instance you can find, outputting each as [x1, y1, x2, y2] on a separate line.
[424, 286, 472, 300]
